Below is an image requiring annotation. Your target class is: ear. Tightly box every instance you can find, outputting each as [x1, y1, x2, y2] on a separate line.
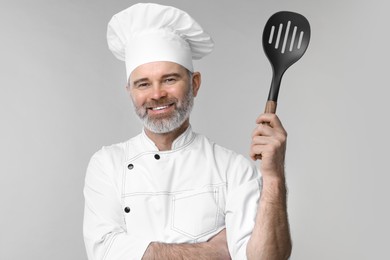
[191, 72, 201, 97]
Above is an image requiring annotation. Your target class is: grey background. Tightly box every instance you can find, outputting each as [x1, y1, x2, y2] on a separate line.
[1, 0, 389, 259]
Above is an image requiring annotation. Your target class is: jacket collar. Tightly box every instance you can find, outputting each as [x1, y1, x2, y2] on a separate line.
[140, 125, 195, 151]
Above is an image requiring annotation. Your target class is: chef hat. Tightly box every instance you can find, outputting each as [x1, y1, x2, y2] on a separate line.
[107, 3, 214, 79]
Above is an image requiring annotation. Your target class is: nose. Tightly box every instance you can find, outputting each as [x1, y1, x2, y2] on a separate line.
[151, 83, 167, 100]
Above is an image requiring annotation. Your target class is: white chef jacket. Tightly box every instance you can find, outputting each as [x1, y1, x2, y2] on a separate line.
[83, 126, 262, 260]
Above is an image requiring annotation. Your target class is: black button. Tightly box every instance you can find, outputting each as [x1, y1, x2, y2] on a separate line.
[154, 154, 160, 160]
[128, 164, 134, 170]
[124, 206, 130, 213]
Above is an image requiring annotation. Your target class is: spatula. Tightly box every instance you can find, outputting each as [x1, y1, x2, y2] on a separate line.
[262, 11, 311, 113]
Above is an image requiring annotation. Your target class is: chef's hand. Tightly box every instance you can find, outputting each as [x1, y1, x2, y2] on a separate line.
[207, 228, 231, 260]
[250, 113, 287, 179]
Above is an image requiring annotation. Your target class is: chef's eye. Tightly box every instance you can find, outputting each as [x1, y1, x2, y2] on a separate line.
[164, 78, 177, 84]
[135, 82, 150, 88]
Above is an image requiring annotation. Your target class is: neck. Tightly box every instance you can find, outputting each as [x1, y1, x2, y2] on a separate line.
[144, 119, 190, 151]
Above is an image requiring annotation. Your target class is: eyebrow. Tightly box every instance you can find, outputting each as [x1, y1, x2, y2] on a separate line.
[132, 77, 149, 86]
[131, 73, 183, 86]
[162, 73, 182, 79]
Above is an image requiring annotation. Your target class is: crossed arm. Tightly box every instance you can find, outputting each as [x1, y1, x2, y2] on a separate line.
[142, 229, 230, 260]
[142, 113, 291, 260]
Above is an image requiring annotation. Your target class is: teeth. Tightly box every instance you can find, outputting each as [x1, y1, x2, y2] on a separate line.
[152, 105, 169, 111]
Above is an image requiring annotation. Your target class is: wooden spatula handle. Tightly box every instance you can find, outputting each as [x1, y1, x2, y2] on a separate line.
[264, 100, 277, 114]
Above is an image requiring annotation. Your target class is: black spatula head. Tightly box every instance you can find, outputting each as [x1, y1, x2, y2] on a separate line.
[262, 11, 310, 112]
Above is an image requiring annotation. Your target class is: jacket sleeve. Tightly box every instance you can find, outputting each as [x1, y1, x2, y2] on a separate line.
[83, 149, 152, 260]
[225, 155, 262, 260]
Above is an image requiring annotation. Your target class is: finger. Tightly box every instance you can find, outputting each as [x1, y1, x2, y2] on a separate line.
[257, 114, 287, 137]
[251, 136, 282, 154]
[250, 144, 273, 161]
[252, 123, 286, 141]
[251, 135, 286, 161]
[251, 135, 273, 145]
[251, 123, 274, 138]
[251, 145, 281, 161]
[255, 113, 284, 129]
[250, 135, 270, 161]
[250, 146, 263, 160]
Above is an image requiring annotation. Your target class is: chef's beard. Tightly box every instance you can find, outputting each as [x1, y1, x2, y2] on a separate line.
[132, 84, 194, 134]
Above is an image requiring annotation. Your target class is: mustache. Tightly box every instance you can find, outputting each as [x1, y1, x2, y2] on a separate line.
[144, 97, 178, 108]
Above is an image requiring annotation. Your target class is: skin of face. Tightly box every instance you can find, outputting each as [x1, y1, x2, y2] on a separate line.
[127, 61, 201, 134]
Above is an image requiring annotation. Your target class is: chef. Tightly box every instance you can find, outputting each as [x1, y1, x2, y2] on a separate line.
[83, 3, 291, 260]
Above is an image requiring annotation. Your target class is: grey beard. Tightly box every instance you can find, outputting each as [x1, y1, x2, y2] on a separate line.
[133, 85, 194, 134]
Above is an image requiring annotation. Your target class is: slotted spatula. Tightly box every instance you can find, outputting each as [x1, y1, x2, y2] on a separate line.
[262, 11, 311, 113]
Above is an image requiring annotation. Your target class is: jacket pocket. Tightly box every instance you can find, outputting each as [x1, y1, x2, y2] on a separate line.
[171, 187, 220, 239]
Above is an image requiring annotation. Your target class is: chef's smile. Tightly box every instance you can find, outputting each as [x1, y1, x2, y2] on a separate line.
[147, 102, 176, 116]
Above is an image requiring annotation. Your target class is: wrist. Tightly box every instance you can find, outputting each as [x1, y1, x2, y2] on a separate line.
[262, 175, 285, 187]
[260, 163, 285, 180]
[260, 176, 287, 205]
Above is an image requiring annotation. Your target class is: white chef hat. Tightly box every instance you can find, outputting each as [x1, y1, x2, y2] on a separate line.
[107, 3, 214, 79]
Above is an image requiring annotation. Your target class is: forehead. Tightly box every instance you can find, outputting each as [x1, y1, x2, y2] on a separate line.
[129, 61, 188, 82]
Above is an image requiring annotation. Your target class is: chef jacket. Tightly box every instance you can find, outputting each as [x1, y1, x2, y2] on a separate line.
[83, 126, 262, 260]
